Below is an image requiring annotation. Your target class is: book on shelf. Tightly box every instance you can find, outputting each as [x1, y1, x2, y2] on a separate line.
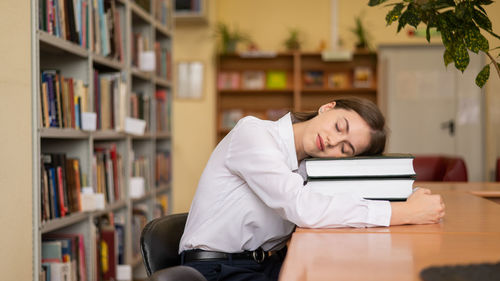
[155, 0, 171, 27]
[353, 66, 373, 88]
[132, 32, 151, 68]
[155, 193, 169, 218]
[155, 42, 172, 80]
[130, 92, 151, 131]
[132, 155, 151, 192]
[93, 143, 124, 204]
[155, 150, 171, 186]
[218, 71, 240, 90]
[39, 0, 89, 48]
[94, 213, 120, 281]
[303, 70, 324, 88]
[304, 154, 416, 201]
[266, 70, 287, 89]
[155, 89, 171, 133]
[94, 70, 127, 131]
[241, 71, 265, 90]
[327, 72, 350, 89]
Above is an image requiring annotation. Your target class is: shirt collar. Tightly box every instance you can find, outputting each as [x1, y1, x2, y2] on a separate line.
[277, 113, 299, 171]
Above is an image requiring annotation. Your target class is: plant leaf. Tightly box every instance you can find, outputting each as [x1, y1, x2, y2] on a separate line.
[476, 0, 494, 5]
[386, 3, 405, 25]
[368, 0, 389, 6]
[473, 9, 492, 31]
[443, 49, 454, 67]
[464, 26, 489, 53]
[475, 64, 490, 88]
[454, 42, 470, 72]
[405, 4, 421, 28]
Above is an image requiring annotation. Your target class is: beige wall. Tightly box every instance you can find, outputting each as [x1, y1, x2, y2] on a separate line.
[172, 2, 217, 212]
[173, 0, 500, 211]
[0, 0, 33, 280]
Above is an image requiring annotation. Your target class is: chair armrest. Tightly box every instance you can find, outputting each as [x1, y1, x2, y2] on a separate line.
[147, 265, 207, 281]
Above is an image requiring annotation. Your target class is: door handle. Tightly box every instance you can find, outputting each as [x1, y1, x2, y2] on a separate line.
[440, 120, 455, 136]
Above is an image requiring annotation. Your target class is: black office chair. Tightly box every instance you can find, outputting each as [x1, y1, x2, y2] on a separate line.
[140, 212, 207, 281]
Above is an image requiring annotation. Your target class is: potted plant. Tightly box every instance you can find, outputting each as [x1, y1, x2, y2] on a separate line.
[215, 22, 250, 54]
[284, 28, 302, 51]
[368, 0, 500, 88]
[350, 16, 372, 52]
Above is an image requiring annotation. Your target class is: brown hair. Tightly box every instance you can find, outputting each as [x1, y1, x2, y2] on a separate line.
[291, 97, 387, 156]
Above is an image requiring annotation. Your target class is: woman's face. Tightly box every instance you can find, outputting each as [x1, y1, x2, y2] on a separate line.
[303, 102, 372, 158]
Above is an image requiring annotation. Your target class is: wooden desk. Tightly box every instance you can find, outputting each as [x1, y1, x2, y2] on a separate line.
[280, 182, 500, 281]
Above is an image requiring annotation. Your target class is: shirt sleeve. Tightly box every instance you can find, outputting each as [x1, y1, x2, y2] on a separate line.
[225, 118, 391, 228]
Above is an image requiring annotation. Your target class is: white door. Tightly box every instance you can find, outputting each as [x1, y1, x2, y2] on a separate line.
[379, 45, 485, 181]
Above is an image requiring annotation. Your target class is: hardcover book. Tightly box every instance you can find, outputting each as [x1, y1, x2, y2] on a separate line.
[305, 154, 415, 178]
[305, 178, 414, 201]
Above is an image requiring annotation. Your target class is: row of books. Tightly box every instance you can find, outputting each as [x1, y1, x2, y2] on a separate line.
[41, 154, 84, 221]
[92, 0, 125, 61]
[94, 70, 127, 131]
[154, 42, 173, 80]
[303, 67, 373, 89]
[40, 70, 89, 129]
[39, 0, 89, 48]
[304, 154, 416, 200]
[155, 89, 171, 133]
[218, 71, 289, 90]
[41, 233, 87, 281]
[220, 108, 288, 130]
[93, 143, 124, 204]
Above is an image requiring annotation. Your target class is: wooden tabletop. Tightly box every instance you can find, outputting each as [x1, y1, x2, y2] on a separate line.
[279, 182, 500, 281]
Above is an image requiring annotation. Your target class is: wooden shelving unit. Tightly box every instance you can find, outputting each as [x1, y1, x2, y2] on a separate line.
[33, 1, 174, 280]
[216, 52, 378, 142]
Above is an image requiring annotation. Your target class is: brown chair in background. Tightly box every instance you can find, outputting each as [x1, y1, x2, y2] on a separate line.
[496, 158, 500, 182]
[413, 155, 468, 182]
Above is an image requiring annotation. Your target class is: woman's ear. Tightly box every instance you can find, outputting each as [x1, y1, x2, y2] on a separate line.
[318, 101, 336, 114]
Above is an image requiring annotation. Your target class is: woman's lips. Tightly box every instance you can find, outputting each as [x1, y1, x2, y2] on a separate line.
[316, 134, 324, 151]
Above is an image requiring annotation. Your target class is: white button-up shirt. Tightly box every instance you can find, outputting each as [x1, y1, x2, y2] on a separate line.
[179, 113, 391, 253]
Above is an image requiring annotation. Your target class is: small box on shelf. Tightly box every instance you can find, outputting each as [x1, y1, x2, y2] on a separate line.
[353, 66, 373, 88]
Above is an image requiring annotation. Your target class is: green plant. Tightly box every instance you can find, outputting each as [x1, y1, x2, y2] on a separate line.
[284, 28, 302, 51]
[350, 16, 372, 50]
[368, 0, 500, 88]
[215, 22, 250, 54]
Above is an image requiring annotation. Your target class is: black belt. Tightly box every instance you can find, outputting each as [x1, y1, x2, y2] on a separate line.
[183, 248, 272, 263]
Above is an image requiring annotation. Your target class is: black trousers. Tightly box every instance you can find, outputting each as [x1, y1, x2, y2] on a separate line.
[181, 250, 286, 281]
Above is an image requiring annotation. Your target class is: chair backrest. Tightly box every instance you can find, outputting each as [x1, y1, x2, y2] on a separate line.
[140, 212, 188, 276]
[442, 157, 468, 182]
[413, 156, 446, 181]
[413, 155, 467, 182]
[496, 158, 500, 182]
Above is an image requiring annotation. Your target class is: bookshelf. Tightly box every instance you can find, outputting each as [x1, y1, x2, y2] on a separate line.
[33, 1, 174, 281]
[216, 52, 378, 142]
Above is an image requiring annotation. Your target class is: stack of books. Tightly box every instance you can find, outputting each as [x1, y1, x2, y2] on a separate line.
[304, 154, 416, 201]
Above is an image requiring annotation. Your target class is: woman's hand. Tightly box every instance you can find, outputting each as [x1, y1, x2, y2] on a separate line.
[390, 188, 445, 225]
